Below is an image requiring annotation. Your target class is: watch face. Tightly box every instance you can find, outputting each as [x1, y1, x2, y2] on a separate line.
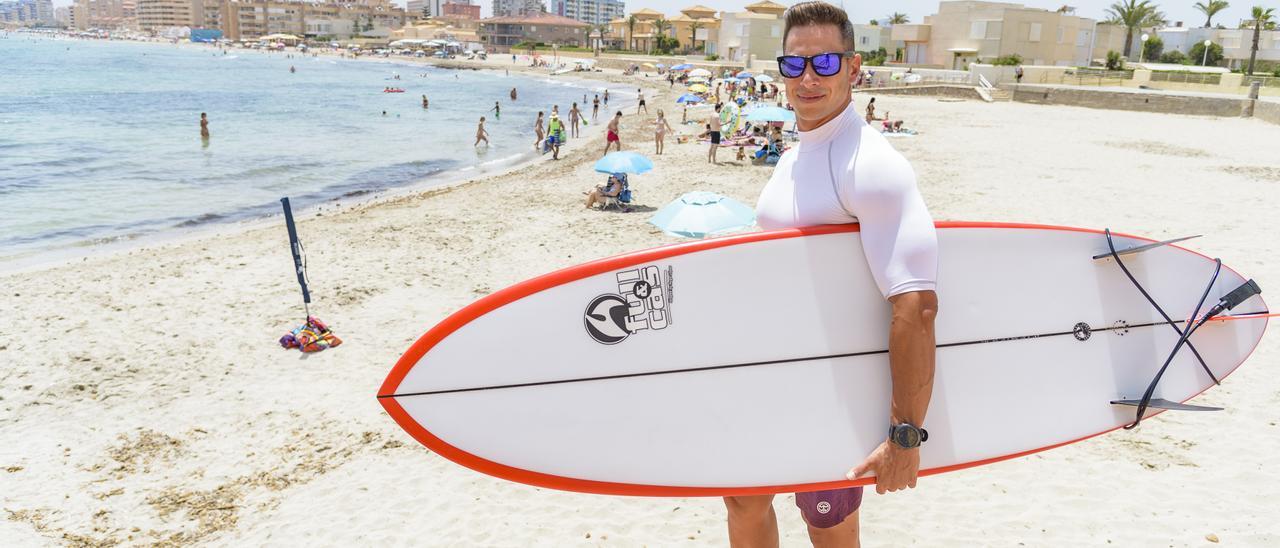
[895, 426, 920, 447]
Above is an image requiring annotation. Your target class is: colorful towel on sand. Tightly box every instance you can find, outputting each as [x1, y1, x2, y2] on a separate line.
[279, 316, 343, 353]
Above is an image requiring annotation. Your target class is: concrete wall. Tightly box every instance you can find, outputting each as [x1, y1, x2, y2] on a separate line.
[1006, 84, 1250, 117]
[856, 84, 984, 100]
[1255, 100, 1280, 126]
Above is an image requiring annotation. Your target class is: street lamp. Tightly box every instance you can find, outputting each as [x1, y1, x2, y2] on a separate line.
[1139, 33, 1149, 63]
[1201, 39, 1212, 66]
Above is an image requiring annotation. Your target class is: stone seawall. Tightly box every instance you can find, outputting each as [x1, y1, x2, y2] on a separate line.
[1254, 100, 1280, 126]
[855, 85, 984, 100]
[1005, 85, 1249, 117]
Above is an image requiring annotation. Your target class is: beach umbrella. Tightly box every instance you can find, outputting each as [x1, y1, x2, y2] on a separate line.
[744, 105, 795, 122]
[687, 83, 709, 93]
[642, 62, 656, 68]
[735, 71, 753, 78]
[648, 192, 756, 239]
[687, 75, 709, 82]
[671, 63, 693, 70]
[755, 74, 775, 83]
[656, 63, 667, 68]
[676, 93, 705, 103]
[689, 68, 712, 77]
[593, 151, 654, 175]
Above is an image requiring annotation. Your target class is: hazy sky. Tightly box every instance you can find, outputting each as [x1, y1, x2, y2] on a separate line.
[46, 0, 1258, 30]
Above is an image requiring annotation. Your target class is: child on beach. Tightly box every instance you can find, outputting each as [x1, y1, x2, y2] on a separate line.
[492, 101, 501, 120]
[199, 112, 209, 138]
[569, 103, 582, 138]
[637, 88, 647, 114]
[592, 95, 600, 121]
[474, 117, 489, 146]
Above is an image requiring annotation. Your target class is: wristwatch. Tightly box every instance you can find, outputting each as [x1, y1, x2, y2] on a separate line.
[888, 423, 928, 449]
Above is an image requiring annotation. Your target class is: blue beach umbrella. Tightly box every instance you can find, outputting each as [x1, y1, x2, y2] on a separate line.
[594, 151, 654, 174]
[648, 191, 756, 239]
[744, 106, 796, 123]
[656, 63, 667, 68]
[671, 63, 694, 71]
[735, 71, 754, 78]
[676, 93, 705, 104]
[755, 74, 775, 83]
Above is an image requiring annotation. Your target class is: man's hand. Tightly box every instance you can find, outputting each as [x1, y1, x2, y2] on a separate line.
[848, 440, 920, 495]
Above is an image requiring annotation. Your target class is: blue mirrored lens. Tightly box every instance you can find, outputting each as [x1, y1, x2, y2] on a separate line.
[812, 53, 842, 76]
[779, 56, 807, 77]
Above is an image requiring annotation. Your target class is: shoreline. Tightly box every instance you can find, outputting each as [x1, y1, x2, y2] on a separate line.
[0, 36, 656, 275]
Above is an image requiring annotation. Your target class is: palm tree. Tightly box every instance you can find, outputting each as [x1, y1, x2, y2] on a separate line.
[1246, 6, 1277, 75]
[888, 12, 910, 24]
[626, 15, 637, 51]
[593, 24, 609, 56]
[1105, 0, 1164, 58]
[1194, 0, 1230, 27]
[689, 20, 703, 54]
[652, 18, 672, 54]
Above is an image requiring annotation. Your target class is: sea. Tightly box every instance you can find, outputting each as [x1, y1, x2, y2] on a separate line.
[0, 34, 616, 266]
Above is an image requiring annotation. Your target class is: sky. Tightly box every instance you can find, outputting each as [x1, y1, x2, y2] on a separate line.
[44, 0, 1258, 30]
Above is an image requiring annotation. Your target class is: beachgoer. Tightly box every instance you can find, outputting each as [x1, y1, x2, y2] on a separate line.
[653, 109, 673, 155]
[510, 87, 518, 101]
[603, 89, 609, 106]
[199, 112, 209, 138]
[422, 95, 429, 109]
[637, 88, 648, 114]
[592, 95, 600, 121]
[682, 103, 688, 124]
[474, 116, 489, 146]
[548, 113, 565, 160]
[289, 65, 295, 73]
[569, 103, 582, 138]
[534, 111, 545, 149]
[865, 96, 876, 122]
[1015, 65, 1024, 83]
[741, 3, 939, 546]
[602, 111, 622, 156]
[492, 101, 500, 120]
[584, 174, 623, 208]
[707, 103, 722, 164]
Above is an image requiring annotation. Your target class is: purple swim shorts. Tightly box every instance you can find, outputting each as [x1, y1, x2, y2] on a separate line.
[795, 487, 863, 529]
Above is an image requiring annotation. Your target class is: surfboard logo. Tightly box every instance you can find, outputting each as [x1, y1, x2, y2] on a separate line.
[584, 264, 673, 345]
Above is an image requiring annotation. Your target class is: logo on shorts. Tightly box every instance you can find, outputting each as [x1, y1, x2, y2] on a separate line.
[816, 501, 831, 514]
[583, 264, 673, 345]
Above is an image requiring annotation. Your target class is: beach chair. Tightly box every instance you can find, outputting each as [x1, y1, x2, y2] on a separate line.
[602, 176, 632, 210]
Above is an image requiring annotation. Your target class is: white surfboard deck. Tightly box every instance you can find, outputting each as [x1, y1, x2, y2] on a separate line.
[378, 222, 1269, 496]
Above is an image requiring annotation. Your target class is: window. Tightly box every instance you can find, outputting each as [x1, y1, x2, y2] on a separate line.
[1029, 22, 1041, 42]
[969, 21, 986, 40]
[860, 35, 868, 45]
[1076, 30, 1089, 47]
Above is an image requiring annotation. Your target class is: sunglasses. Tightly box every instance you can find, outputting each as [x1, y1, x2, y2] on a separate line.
[775, 52, 855, 79]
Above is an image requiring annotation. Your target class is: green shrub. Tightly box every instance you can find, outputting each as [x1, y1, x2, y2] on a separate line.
[705, 53, 719, 61]
[1105, 50, 1125, 70]
[1158, 50, 1187, 64]
[992, 54, 1023, 66]
[1140, 36, 1163, 62]
[1188, 41, 1224, 66]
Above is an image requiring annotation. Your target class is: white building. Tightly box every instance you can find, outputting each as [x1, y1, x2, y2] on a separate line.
[548, 0, 623, 26]
[492, 0, 543, 17]
[851, 23, 898, 53]
[1158, 25, 1280, 69]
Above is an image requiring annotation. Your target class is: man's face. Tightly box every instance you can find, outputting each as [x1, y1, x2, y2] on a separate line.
[783, 24, 860, 130]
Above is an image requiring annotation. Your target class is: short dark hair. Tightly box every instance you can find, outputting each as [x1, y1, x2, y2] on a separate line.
[782, 1, 856, 53]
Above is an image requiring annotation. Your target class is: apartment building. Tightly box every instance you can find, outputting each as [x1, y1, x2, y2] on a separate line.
[716, 0, 786, 63]
[479, 11, 588, 51]
[1159, 25, 1280, 68]
[492, 0, 543, 18]
[136, 0, 193, 31]
[547, 0, 623, 27]
[0, 0, 53, 25]
[891, 1, 1099, 68]
[197, 0, 404, 41]
[668, 4, 718, 55]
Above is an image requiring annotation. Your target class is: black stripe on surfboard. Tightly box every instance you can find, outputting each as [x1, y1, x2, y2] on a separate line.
[381, 311, 1269, 399]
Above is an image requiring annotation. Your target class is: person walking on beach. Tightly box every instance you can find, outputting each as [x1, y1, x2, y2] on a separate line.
[739, 3, 939, 546]
[474, 116, 490, 146]
[199, 112, 210, 139]
[534, 111, 546, 149]
[592, 95, 600, 121]
[637, 88, 648, 114]
[707, 104, 722, 164]
[547, 113, 565, 160]
[569, 103, 582, 138]
[491, 101, 501, 120]
[865, 96, 876, 122]
[653, 109, 673, 155]
[602, 111, 622, 156]
[1015, 65, 1024, 84]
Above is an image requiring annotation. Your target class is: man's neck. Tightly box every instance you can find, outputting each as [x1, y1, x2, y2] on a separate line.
[797, 95, 853, 132]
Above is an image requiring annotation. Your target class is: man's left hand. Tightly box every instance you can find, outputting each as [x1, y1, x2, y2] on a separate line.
[848, 441, 920, 495]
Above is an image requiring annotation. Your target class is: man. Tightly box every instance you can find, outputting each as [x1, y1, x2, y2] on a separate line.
[547, 113, 565, 160]
[602, 111, 622, 156]
[637, 88, 648, 114]
[510, 87, 518, 101]
[592, 95, 601, 122]
[707, 104, 722, 164]
[492, 101, 501, 120]
[739, 2, 940, 546]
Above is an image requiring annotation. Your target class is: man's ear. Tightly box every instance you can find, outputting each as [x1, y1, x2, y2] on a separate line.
[851, 52, 863, 76]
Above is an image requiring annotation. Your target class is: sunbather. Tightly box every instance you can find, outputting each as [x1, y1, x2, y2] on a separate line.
[585, 174, 625, 209]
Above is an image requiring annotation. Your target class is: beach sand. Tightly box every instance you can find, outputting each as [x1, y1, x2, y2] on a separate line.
[2, 56, 1279, 546]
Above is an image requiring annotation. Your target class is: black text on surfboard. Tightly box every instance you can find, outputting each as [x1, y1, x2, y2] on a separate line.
[584, 265, 672, 345]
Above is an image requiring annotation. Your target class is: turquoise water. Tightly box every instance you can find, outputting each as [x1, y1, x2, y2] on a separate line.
[0, 35, 605, 261]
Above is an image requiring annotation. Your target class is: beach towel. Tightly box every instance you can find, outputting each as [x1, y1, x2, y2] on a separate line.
[279, 316, 343, 353]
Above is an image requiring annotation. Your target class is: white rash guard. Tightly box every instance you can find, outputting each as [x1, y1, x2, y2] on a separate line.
[755, 102, 938, 299]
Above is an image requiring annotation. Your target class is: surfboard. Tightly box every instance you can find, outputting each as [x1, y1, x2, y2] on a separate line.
[378, 222, 1269, 496]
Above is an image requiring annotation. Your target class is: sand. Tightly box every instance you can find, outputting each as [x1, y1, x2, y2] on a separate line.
[2, 53, 1279, 547]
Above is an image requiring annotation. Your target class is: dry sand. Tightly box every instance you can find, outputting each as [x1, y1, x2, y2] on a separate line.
[2, 56, 1279, 547]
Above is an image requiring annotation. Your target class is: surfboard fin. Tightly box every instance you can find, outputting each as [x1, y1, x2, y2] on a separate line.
[1092, 234, 1201, 260]
[1110, 398, 1222, 412]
